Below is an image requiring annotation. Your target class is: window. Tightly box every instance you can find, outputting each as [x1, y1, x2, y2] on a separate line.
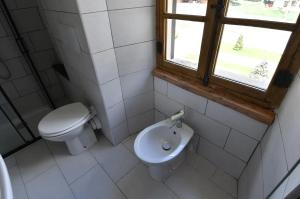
[156, 0, 300, 110]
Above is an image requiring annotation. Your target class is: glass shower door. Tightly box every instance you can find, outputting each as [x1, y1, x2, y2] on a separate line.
[0, 91, 35, 156]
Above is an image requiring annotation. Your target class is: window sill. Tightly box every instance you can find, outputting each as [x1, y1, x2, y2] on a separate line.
[153, 67, 275, 125]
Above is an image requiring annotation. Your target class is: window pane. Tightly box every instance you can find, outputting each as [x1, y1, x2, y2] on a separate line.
[227, 0, 300, 23]
[214, 25, 291, 90]
[167, 0, 207, 16]
[166, 19, 204, 70]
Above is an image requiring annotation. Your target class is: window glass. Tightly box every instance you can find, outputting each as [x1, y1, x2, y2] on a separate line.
[227, 0, 300, 23]
[166, 19, 204, 70]
[167, 0, 207, 16]
[214, 25, 291, 90]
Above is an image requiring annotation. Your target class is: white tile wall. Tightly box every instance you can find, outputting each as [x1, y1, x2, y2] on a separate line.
[155, 92, 184, 116]
[225, 129, 258, 162]
[0, 37, 21, 59]
[261, 117, 288, 197]
[11, 8, 44, 33]
[115, 41, 155, 76]
[80, 12, 113, 53]
[92, 49, 119, 85]
[5, 58, 27, 79]
[28, 30, 53, 51]
[168, 83, 207, 114]
[240, 145, 264, 199]
[198, 138, 245, 178]
[277, 76, 300, 169]
[106, 101, 126, 128]
[124, 91, 154, 118]
[127, 110, 154, 134]
[109, 7, 155, 47]
[31, 50, 57, 71]
[184, 107, 230, 148]
[120, 69, 153, 99]
[76, 0, 107, 13]
[154, 77, 168, 95]
[1, 82, 19, 99]
[13, 75, 39, 95]
[107, 0, 155, 10]
[15, 0, 37, 8]
[211, 169, 237, 198]
[206, 100, 268, 140]
[100, 78, 123, 109]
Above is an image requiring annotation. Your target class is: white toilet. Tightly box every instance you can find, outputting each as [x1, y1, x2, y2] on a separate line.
[38, 102, 99, 155]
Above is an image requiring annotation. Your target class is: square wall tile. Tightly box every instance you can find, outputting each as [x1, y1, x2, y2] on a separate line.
[81, 11, 113, 53]
[11, 8, 43, 33]
[154, 77, 168, 95]
[111, 121, 130, 145]
[124, 91, 154, 118]
[109, 7, 155, 47]
[120, 69, 153, 99]
[31, 50, 57, 71]
[92, 49, 119, 85]
[107, 0, 155, 10]
[0, 37, 21, 59]
[155, 92, 184, 116]
[76, 0, 107, 13]
[116, 41, 155, 76]
[5, 58, 28, 79]
[13, 75, 39, 96]
[277, 76, 300, 169]
[185, 107, 230, 148]
[1, 82, 19, 99]
[154, 109, 166, 122]
[261, 117, 288, 197]
[225, 129, 258, 162]
[127, 110, 154, 134]
[198, 138, 245, 178]
[8, 166, 28, 199]
[100, 78, 123, 109]
[206, 100, 268, 140]
[26, 166, 74, 199]
[106, 101, 127, 128]
[28, 30, 53, 51]
[168, 83, 207, 114]
[70, 165, 126, 199]
[15, 0, 37, 8]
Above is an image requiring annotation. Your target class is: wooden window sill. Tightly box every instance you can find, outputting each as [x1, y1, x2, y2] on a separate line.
[154, 67, 275, 125]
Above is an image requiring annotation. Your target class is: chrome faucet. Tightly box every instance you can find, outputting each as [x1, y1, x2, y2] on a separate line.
[170, 110, 184, 129]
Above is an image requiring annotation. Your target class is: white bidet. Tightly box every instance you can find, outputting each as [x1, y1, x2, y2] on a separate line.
[134, 118, 194, 181]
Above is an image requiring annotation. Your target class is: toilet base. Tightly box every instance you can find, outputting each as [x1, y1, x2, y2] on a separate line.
[65, 125, 97, 155]
[148, 150, 186, 181]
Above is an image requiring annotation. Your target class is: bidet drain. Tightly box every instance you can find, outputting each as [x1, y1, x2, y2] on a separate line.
[162, 142, 171, 151]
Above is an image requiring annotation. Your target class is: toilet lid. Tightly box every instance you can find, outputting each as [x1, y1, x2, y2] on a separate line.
[38, 103, 90, 136]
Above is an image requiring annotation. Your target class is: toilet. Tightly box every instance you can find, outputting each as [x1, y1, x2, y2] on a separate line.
[38, 102, 99, 155]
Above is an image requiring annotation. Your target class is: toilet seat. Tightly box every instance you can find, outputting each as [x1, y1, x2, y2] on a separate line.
[38, 103, 91, 138]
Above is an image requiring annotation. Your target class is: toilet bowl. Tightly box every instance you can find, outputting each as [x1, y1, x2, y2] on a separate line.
[38, 102, 99, 155]
[134, 118, 194, 181]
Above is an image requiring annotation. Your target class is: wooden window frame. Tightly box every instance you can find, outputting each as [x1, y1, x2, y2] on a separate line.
[156, 0, 300, 123]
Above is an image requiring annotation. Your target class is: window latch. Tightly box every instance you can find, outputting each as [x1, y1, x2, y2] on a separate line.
[273, 70, 294, 88]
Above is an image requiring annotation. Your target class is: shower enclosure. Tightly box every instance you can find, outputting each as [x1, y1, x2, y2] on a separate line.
[0, 0, 58, 157]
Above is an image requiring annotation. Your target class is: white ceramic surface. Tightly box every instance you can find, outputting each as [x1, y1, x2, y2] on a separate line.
[0, 155, 13, 199]
[134, 118, 194, 164]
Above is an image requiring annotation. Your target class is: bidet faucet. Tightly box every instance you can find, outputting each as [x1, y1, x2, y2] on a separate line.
[170, 110, 184, 128]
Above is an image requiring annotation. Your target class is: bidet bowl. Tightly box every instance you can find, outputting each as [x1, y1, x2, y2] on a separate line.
[134, 119, 194, 165]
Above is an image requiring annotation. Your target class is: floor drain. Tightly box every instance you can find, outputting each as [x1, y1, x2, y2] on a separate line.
[162, 142, 171, 151]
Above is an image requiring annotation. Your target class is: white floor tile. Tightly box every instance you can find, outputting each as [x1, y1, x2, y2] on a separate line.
[122, 134, 137, 154]
[70, 165, 125, 199]
[5, 155, 17, 169]
[47, 142, 97, 184]
[117, 164, 178, 199]
[26, 166, 74, 199]
[186, 152, 216, 179]
[8, 166, 28, 199]
[89, 138, 139, 182]
[211, 169, 237, 198]
[15, 141, 56, 182]
[165, 164, 234, 199]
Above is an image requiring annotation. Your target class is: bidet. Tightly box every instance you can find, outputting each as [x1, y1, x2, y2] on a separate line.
[134, 116, 194, 181]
